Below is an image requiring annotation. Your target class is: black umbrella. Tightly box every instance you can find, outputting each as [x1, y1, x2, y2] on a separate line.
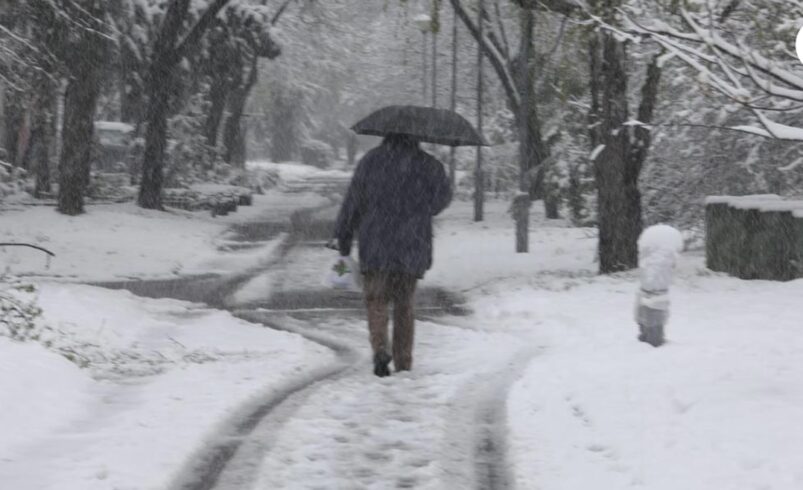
[351, 105, 488, 146]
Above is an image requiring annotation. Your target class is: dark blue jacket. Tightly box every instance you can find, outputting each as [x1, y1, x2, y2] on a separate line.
[334, 139, 452, 277]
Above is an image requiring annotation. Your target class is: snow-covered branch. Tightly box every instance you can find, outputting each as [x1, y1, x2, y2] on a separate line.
[596, 2, 803, 147]
[175, 0, 231, 61]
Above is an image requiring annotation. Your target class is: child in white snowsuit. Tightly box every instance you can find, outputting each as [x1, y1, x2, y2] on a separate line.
[636, 225, 684, 347]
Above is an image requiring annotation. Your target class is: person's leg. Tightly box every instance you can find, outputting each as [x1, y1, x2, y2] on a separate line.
[390, 273, 418, 372]
[363, 272, 392, 376]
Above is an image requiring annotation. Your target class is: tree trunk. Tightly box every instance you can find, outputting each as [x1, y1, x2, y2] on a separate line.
[593, 31, 641, 273]
[120, 39, 144, 126]
[514, 8, 534, 251]
[223, 55, 258, 166]
[222, 101, 245, 165]
[204, 78, 228, 147]
[138, 63, 173, 210]
[59, 75, 101, 215]
[30, 72, 55, 197]
[137, 0, 231, 209]
[57, 1, 105, 215]
[567, 160, 585, 224]
[512, 11, 557, 221]
[138, 0, 189, 210]
[3, 90, 23, 166]
[544, 179, 560, 218]
[270, 87, 299, 162]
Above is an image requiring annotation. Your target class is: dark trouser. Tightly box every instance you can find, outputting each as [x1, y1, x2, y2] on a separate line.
[362, 271, 418, 371]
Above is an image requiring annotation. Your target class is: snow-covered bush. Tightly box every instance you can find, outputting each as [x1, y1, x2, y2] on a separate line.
[300, 140, 335, 169]
[0, 276, 90, 367]
[0, 164, 29, 200]
[86, 172, 137, 201]
[484, 143, 520, 197]
[228, 168, 279, 194]
[163, 95, 224, 188]
[0, 275, 43, 342]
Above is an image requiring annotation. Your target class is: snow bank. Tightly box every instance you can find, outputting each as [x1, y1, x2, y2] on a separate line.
[0, 339, 91, 458]
[425, 200, 803, 489]
[494, 265, 803, 489]
[0, 284, 335, 489]
[247, 160, 352, 183]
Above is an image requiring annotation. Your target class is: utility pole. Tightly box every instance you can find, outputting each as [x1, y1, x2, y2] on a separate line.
[474, 0, 484, 222]
[432, 24, 438, 107]
[448, 6, 458, 189]
[414, 14, 432, 104]
[422, 29, 428, 102]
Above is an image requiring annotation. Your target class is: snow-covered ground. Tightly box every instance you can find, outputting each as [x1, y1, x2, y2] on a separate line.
[2, 170, 802, 489]
[502, 274, 803, 490]
[429, 199, 597, 290]
[0, 166, 337, 489]
[251, 314, 524, 490]
[432, 200, 803, 490]
[248, 160, 353, 184]
[0, 286, 334, 489]
[0, 189, 328, 281]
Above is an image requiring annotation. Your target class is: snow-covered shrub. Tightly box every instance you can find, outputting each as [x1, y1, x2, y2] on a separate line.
[164, 96, 224, 188]
[550, 151, 596, 226]
[86, 172, 137, 201]
[228, 168, 279, 194]
[484, 143, 521, 197]
[0, 164, 29, 200]
[0, 275, 43, 342]
[300, 140, 334, 169]
[0, 276, 92, 367]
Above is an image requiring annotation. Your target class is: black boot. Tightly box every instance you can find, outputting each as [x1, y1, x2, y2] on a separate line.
[373, 352, 392, 377]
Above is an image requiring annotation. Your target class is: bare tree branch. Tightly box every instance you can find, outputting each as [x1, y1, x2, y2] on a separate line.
[493, 0, 511, 59]
[271, 0, 296, 25]
[630, 52, 661, 173]
[480, 4, 510, 66]
[175, 0, 231, 61]
[448, 0, 520, 113]
[0, 243, 56, 257]
[535, 13, 568, 89]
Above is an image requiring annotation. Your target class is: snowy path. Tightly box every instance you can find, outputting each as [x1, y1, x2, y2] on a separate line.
[0, 172, 550, 489]
[145, 189, 533, 489]
[193, 309, 530, 490]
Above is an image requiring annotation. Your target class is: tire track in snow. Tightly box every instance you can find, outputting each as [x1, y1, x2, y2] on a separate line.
[471, 348, 541, 490]
[225, 315, 531, 490]
[169, 269, 526, 489]
[170, 313, 362, 490]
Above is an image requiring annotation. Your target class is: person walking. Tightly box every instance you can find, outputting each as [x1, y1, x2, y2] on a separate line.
[333, 133, 452, 377]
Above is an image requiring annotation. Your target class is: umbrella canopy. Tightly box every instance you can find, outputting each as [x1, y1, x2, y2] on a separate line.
[351, 105, 489, 146]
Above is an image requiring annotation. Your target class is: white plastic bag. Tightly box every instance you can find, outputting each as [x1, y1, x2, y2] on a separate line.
[324, 255, 362, 291]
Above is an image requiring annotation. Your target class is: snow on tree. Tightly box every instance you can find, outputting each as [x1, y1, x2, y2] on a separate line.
[616, 1, 803, 150]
